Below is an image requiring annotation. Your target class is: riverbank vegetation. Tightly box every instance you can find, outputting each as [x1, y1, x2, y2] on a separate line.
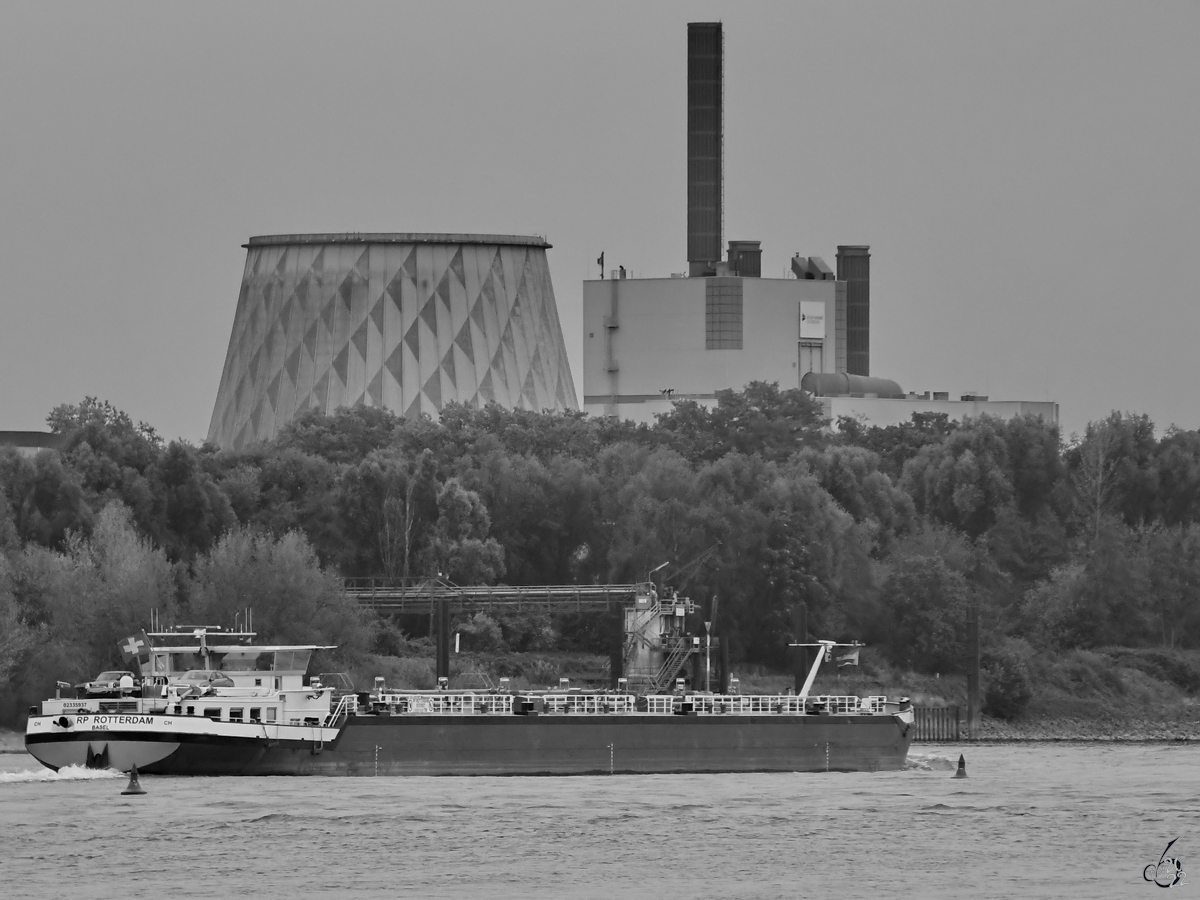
[3, 387, 1200, 728]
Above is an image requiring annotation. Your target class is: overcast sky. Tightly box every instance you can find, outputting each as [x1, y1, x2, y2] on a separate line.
[1, 1, 1196, 442]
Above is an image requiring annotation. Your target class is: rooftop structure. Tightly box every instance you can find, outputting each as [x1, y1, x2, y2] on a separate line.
[0, 431, 67, 457]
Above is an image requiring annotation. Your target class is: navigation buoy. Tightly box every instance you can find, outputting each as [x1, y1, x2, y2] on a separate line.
[953, 754, 967, 778]
[121, 764, 146, 796]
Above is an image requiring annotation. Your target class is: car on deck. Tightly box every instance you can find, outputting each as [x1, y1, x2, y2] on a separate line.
[77, 670, 136, 697]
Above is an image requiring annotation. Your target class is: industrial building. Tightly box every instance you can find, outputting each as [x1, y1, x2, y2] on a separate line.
[208, 233, 578, 450]
[800, 375, 1059, 429]
[583, 22, 868, 424]
[0, 432, 65, 458]
[582, 22, 1054, 430]
[583, 248, 864, 423]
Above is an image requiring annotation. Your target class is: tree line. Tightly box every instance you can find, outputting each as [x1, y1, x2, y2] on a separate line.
[3, 388, 1200, 724]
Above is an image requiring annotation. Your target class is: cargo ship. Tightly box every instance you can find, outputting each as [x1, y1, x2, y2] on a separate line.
[24, 621, 914, 776]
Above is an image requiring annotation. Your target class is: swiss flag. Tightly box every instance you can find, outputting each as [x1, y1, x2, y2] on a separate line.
[119, 631, 151, 664]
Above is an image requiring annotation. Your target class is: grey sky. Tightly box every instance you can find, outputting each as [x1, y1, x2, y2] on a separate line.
[1, 1, 1196, 442]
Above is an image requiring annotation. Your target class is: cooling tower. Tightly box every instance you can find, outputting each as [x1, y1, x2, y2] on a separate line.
[208, 233, 578, 450]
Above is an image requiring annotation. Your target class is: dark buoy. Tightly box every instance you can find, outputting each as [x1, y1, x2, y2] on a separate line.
[953, 754, 967, 778]
[121, 764, 146, 796]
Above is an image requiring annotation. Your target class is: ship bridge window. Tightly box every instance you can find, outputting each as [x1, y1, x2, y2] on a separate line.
[204, 707, 221, 721]
[229, 708, 244, 721]
[170, 652, 204, 673]
[186, 705, 195, 716]
[265, 707, 277, 722]
[215, 650, 275, 672]
[250, 707, 261, 721]
[273, 650, 313, 672]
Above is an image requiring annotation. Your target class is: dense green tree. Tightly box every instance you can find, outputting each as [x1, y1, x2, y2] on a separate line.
[460, 449, 604, 585]
[48, 397, 162, 469]
[878, 554, 971, 673]
[419, 479, 506, 584]
[272, 406, 401, 464]
[902, 418, 1015, 537]
[1018, 517, 1151, 648]
[601, 447, 713, 584]
[0, 502, 177, 724]
[210, 448, 345, 563]
[985, 504, 1069, 586]
[982, 636, 1035, 719]
[1066, 412, 1159, 533]
[434, 403, 615, 463]
[731, 460, 870, 664]
[0, 554, 41, 696]
[48, 397, 162, 535]
[61, 502, 178, 664]
[146, 441, 235, 559]
[187, 527, 368, 657]
[793, 445, 915, 547]
[337, 448, 438, 577]
[999, 414, 1067, 520]
[1143, 524, 1200, 648]
[654, 381, 827, 464]
[0, 492, 17, 551]
[837, 411, 958, 479]
[1017, 562, 1089, 649]
[0, 448, 92, 547]
[1152, 428, 1200, 526]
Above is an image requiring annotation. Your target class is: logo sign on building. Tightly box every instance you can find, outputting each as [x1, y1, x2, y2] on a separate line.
[799, 302, 825, 340]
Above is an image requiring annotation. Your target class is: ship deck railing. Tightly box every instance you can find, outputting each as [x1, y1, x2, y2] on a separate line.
[539, 693, 637, 714]
[324, 692, 359, 725]
[370, 692, 516, 715]
[644, 694, 890, 715]
[360, 691, 894, 716]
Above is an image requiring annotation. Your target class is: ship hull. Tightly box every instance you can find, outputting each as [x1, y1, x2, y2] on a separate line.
[26, 713, 912, 776]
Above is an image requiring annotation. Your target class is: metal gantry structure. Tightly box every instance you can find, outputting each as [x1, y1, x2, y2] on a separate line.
[344, 578, 645, 614]
[344, 578, 722, 693]
[345, 579, 647, 685]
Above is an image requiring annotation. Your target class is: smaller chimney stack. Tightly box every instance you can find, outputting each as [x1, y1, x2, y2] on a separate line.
[837, 245, 870, 376]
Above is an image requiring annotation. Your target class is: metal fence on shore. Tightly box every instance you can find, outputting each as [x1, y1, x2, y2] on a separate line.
[913, 706, 961, 742]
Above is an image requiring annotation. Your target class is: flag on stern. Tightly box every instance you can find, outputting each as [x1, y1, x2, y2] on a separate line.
[836, 648, 860, 667]
[119, 631, 152, 666]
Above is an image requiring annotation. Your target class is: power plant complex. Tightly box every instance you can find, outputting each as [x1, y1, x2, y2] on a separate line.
[206, 22, 1054, 449]
[581, 22, 1056, 428]
[581, 22, 882, 424]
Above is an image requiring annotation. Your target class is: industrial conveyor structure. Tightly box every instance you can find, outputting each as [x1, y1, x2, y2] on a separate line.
[344, 578, 722, 693]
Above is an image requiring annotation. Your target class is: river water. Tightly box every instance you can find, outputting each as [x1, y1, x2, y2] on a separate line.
[1, 743, 1195, 899]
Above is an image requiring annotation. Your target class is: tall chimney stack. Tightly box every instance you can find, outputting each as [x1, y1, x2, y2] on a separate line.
[687, 22, 722, 277]
[837, 245, 871, 376]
